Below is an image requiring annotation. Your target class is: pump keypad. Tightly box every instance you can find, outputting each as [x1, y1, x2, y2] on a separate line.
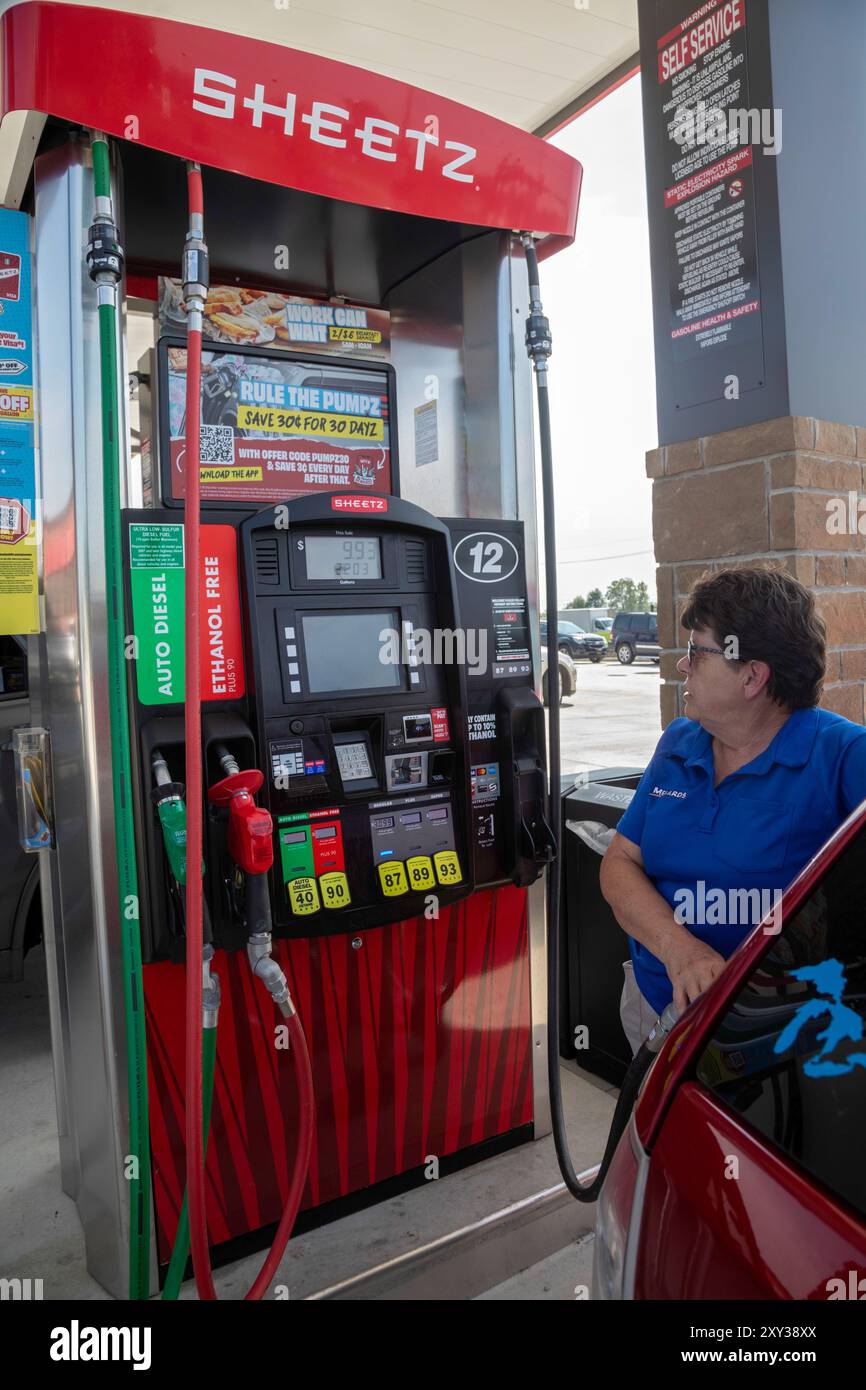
[288, 876, 321, 916]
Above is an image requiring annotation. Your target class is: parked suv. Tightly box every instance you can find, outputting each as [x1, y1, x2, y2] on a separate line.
[611, 612, 659, 665]
[541, 619, 606, 664]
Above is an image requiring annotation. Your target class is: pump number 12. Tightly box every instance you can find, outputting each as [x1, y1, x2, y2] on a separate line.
[467, 540, 503, 575]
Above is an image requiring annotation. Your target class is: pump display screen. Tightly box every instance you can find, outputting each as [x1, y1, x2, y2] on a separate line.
[302, 611, 401, 693]
[304, 536, 382, 580]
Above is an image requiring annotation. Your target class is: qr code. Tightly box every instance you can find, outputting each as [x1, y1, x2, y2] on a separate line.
[0, 503, 19, 530]
[199, 424, 234, 465]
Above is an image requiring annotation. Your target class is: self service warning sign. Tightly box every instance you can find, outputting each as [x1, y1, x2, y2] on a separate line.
[128, 522, 244, 704]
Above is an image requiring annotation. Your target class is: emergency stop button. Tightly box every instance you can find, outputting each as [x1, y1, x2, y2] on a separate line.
[319, 870, 351, 910]
[406, 856, 436, 891]
[434, 850, 462, 885]
[378, 861, 408, 897]
[288, 876, 320, 916]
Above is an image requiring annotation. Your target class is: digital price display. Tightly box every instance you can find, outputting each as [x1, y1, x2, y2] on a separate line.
[305, 536, 382, 580]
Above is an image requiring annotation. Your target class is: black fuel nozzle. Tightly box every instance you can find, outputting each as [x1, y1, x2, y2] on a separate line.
[645, 1002, 680, 1055]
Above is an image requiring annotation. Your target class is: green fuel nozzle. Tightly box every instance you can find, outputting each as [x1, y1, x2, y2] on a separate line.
[151, 749, 189, 887]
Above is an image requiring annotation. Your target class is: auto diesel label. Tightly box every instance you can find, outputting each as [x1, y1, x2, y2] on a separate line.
[129, 522, 244, 704]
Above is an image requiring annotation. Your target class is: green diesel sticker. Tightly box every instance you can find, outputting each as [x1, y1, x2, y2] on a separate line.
[129, 523, 185, 705]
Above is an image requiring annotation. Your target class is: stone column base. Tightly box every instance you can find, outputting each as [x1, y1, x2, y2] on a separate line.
[647, 416, 866, 727]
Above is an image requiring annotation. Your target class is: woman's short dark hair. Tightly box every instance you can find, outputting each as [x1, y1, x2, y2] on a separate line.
[681, 565, 826, 710]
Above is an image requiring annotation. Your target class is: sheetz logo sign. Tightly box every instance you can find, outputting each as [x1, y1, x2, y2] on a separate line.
[193, 69, 478, 184]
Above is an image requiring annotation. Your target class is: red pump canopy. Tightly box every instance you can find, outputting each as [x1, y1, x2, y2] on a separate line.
[0, 1, 581, 253]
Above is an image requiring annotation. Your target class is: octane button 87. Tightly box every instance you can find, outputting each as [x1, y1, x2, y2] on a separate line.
[378, 861, 408, 897]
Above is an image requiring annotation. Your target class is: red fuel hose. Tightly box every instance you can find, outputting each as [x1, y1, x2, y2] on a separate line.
[182, 163, 314, 1299]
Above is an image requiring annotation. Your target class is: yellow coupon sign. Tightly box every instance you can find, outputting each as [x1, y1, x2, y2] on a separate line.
[328, 327, 382, 344]
[406, 856, 436, 891]
[319, 871, 351, 909]
[0, 385, 33, 422]
[200, 466, 262, 483]
[288, 876, 320, 916]
[378, 861, 408, 897]
[434, 851, 462, 885]
[237, 404, 384, 441]
[0, 519, 38, 634]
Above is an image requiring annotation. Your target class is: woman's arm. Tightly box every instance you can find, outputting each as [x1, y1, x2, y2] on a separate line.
[600, 832, 727, 1014]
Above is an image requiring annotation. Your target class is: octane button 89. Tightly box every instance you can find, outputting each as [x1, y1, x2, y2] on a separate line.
[288, 876, 320, 915]
[406, 856, 436, 891]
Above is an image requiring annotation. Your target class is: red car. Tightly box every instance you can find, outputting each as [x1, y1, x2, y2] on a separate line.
[593, 800, 866, 1300]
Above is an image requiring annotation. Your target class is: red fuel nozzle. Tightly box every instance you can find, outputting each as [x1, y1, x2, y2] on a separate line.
[208, 768, 273, 875]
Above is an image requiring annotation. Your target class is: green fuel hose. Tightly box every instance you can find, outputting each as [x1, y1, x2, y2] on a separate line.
[88, 132, 151, 1299]
[162, 1024, 217, 1300]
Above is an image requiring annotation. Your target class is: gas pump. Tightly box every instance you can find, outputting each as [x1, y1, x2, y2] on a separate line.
[12, 1, 584, 1299]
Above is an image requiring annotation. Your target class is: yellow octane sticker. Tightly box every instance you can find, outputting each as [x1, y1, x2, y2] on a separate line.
[319, 871, 351, 909]
[377, 861, 408, 897]
[236, 404, 384, 441]
[199, 466, 262, 482]
[434, 851, 462, 885]
[288, 876, 320, 916]
[328, 327, 382, 343]
[406, 856, 436, 891]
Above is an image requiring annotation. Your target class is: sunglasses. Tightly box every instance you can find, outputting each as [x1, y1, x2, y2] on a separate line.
[686, 639, 740, 664]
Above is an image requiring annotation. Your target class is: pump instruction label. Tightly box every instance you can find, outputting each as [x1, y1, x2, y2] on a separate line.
[128, 522, 244, 704]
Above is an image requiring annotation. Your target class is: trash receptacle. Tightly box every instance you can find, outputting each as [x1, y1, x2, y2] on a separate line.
[560, 769, 644, 1085]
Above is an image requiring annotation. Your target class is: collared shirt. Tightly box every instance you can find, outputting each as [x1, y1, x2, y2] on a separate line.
[616, 707, 866, 1013]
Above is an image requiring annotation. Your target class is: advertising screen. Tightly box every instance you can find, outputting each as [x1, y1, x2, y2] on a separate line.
[159, 339, 395, 505]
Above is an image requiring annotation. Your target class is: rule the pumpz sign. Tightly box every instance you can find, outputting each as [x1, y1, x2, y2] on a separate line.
[1, 2, 580, 241]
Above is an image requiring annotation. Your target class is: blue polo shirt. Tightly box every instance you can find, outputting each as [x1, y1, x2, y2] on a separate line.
[616, 708, 866, 1013]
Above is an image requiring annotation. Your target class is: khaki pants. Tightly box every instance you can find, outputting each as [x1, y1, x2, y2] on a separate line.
[619, 960, 659, 1057]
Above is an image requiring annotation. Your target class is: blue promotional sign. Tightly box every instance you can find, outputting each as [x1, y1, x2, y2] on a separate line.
[0, 206, 38, 634]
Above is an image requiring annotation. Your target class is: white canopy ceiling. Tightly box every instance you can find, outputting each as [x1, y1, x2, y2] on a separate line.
[0, 0, 639, 204]
[24, 0, 640, 128]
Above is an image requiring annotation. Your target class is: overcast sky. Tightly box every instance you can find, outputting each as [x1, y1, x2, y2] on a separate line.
[542, 74, 658, 607]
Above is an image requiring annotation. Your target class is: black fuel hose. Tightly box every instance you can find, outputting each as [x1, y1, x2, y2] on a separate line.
[521, 233, 677, 1201]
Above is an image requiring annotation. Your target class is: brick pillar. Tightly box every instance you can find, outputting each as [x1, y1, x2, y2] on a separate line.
[648, 416, 866, 729]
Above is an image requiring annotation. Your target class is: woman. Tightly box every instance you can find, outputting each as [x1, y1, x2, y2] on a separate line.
[600, 566, 866, 1054]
